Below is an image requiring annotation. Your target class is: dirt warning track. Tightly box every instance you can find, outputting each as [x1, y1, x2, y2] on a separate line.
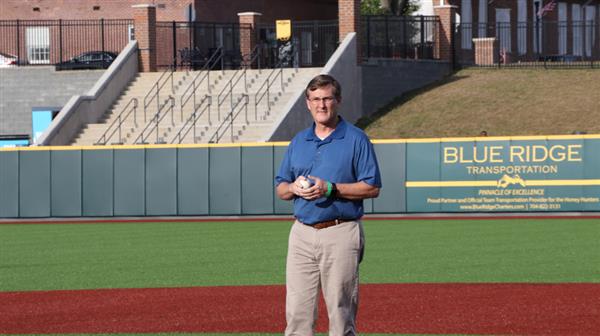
[1, 283, 598, 335]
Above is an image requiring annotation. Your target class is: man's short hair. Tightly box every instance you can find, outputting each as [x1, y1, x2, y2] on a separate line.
[305, 74, 342, 100]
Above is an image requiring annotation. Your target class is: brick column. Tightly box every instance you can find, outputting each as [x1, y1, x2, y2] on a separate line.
[434, 4, 457, 63]
[338, 0, 361, 63]
[473, 38, 498, 65]
[238, 12, 262, 66]
[133, 4, 157, 72]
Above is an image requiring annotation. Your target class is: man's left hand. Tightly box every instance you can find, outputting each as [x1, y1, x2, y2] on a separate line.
[299, 175, 327, 200]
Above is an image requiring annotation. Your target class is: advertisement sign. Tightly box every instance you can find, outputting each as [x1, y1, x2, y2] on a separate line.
[406, 136, 600, 212]
[276, 20, 291, 41]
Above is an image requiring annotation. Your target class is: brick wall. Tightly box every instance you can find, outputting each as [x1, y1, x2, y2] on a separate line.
[0, 0, 195, 21]
[0, 0, 337, 22]
[193, 0, 337, 23]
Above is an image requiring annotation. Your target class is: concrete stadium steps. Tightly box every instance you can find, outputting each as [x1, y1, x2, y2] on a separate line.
[168, 91, 296, 144]
[71, 67, 321, 145]
[72, 70, 194, 145]
[165, 67, 321, 144]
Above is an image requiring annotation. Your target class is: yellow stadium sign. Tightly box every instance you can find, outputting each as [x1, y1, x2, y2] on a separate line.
[276, 20, 291, 41]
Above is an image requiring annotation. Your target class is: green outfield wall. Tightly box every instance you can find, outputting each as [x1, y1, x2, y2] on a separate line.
[1, 135, 599, 218]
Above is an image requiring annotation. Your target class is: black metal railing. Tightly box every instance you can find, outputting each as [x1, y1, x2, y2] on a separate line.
[207, 94, 249, 143]
[95, 98, 138, 145]
[179, 47, 224, 125]
[361, 15, 439, 60]
[241, 44, 262, 69]
[143, 65, 175, 122]
[0, 19, 132, 66]
[216, 46, 261, 121]
[258, 20, 339, 68]
[254, 60, 285, 121]
[454, 20, 600, 68]
[134, 96, 175, 144]
[156, 21, 248, 70]
[171, 95, 212, 144]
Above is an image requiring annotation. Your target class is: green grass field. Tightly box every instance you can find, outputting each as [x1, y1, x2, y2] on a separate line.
[1, 218, 599, 292]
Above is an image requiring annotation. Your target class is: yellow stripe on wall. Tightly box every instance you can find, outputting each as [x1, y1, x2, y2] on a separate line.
[406, 179, 600, 188]
[3, 133, 600, 152]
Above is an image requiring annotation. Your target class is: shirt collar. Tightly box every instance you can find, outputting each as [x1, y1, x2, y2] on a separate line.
[305, 117, 347, 142]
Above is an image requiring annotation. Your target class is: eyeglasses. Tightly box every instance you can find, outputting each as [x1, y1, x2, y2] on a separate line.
[308, 96, 336, 104]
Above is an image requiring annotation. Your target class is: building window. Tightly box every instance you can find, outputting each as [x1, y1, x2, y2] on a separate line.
[478, 0, 487, 37]
[495, 8, 511, 54]
[517, 0, 527, 55]
[558, 2, 567, 55]
[584, 5, 596, 58]
[461, 0, 473, 49]
[26, 27, 50, 64]
[533, 0, 542, 54]
[572, 4, 583, 56]
[128, 24, 135, 42]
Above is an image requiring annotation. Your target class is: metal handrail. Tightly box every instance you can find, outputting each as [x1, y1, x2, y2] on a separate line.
[95, 98, 138, 145]
[171, 95, 212, 144]
[253, 59, 284, 120]
[216, 46, 262, 121]
[208, 94, 249, 143]
[134, 96, 175, 144]
[143, 64, 175, 122]
[216, 70, 246, 121]
[179, 47, 224, 122]
[241, 45, 262, 70]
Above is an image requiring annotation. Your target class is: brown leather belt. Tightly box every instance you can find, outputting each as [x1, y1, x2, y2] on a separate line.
[307, 218, 354, 230]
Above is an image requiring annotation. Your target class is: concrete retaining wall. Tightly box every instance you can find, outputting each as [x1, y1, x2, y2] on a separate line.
[267, 34, 452, 141]
[267, 32, 360, 141]
[38, 41, 139, 145]
[361, 58, 452, 117]
[0, 67, 102, 139]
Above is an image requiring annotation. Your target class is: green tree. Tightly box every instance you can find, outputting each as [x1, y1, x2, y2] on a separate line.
[361, 0, 420, 16]
[361, 0, 387, 15]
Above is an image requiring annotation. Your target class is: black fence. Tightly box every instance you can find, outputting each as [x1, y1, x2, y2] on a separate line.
[361, 15, 439, 60]
[0, 19, 132, 66]
[454, 20, 600, 68]
[258, 20, 339, 68]
[155, 21, 252, 70]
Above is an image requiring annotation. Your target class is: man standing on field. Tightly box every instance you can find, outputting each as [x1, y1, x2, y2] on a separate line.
[275, 74, 382, 335]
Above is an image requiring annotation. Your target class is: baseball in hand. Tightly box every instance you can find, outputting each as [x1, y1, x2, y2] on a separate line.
[299, 179, 312, 189]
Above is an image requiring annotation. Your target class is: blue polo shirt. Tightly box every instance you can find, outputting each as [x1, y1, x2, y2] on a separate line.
[275, 118, 382, 225]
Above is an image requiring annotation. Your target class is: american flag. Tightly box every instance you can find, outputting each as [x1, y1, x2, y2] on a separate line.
[537, 0, 557, 18]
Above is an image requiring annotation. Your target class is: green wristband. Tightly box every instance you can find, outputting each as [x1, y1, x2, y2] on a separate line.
[325, 181, 333, 197]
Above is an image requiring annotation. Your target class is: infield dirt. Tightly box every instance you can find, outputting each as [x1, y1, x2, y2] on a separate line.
[1, 283, 598, 335]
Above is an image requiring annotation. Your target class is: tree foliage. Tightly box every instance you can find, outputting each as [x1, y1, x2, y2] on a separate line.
[361, 0, 420, 16]
[361, 0, 387, 15]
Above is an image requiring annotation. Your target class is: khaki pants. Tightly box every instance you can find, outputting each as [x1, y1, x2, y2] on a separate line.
[285, 220, 364, 336]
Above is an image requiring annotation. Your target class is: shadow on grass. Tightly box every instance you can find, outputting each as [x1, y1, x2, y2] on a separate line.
[355, 73, 469, 130]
